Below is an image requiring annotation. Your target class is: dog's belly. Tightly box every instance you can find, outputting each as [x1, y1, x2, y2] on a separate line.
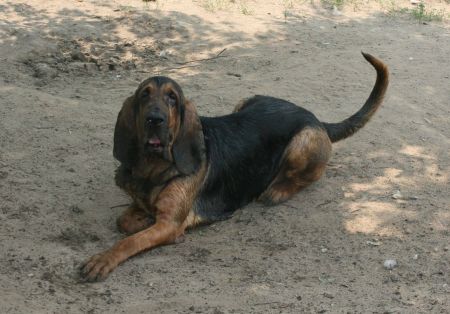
[192, 192, 241, 223]
[191, 156, 282, 223]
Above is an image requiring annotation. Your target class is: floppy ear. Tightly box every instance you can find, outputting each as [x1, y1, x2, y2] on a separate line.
[172, 100, 206, 175]
[113, 96, 138, 168]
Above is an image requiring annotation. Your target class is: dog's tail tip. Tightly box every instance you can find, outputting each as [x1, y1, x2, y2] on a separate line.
[360, 50, 370, 58]
[361, 51, 374, 62]
[361, 51, 389, 73]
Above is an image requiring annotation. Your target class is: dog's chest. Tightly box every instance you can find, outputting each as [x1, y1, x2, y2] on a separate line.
[123, 179, 163, 214]
[115, 162, 178, 213]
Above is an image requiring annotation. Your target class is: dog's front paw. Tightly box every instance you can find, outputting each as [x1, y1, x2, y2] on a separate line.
[79, 251, 119, 282]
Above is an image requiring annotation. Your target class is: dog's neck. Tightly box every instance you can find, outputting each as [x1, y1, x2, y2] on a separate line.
[131, 155, 175, 180]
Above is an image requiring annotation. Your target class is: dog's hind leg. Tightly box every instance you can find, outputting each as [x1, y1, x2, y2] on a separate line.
[259, 127, 332, 205]
[117, 204, 154, 235]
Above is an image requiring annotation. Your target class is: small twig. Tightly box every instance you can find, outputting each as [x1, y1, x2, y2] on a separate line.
[279, 203, 299, 210]
[175, 48, 227, 65]
[110, 203, 130, 209]
[160, 63, 204, 72]
[138, 63, 204, 74]
[316, 199, 334, 207]
[139, 48, 228, 73]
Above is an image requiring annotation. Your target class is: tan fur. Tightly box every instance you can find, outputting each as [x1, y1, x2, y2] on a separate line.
[232, 98, 249, 113]
[117, 205, 153, 235]
[233, 98, 247, 113]
[259, 127, 332, 205]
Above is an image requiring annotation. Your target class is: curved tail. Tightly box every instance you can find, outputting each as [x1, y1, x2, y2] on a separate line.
[323, 52, 389, 143]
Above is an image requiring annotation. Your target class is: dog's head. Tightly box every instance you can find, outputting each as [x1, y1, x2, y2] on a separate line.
[113, 76, 205, 175]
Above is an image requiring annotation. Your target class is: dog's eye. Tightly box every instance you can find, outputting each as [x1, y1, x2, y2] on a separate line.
[141, 89, 150, 99]
[166, 92, 177, 106]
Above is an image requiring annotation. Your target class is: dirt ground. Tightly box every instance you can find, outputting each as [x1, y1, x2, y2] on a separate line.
[0, 0, 449, 313]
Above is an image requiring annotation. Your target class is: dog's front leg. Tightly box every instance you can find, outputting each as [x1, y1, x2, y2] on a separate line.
[80, 176, 198, 282]
[80, 219, 184, 282]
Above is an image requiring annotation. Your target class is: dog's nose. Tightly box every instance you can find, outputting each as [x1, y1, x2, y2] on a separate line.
[145, 112, 165, 126]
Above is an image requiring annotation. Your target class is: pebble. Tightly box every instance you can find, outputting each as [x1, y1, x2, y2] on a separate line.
[159, 50, 169, 58]
[392, 190, 403, 199]
[392, 190, 418, 201]
[384, 259, 398, 270]
[366, 240, 382, 246]
[323, 292, 334, 299]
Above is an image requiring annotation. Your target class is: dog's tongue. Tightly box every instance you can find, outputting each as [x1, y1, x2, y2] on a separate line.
[148, 137, 161, 145]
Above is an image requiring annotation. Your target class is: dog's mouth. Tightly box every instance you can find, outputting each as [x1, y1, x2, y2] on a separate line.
[145, 136, 164, 153]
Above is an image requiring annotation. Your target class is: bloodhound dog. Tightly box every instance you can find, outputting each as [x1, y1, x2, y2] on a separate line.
[80, 52, 388, 281]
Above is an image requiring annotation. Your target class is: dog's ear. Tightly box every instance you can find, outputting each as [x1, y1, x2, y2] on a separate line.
[172, 100, 205, 175]
[113, 96, 138, 168]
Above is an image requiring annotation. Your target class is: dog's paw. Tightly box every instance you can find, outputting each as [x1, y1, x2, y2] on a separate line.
[79, 251, 119, 282]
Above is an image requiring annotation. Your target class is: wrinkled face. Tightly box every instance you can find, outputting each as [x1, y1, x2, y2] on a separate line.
[135, 77, 184, 157]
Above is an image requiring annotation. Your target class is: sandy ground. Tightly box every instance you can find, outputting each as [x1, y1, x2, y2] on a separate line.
[0, 0, 449, 313]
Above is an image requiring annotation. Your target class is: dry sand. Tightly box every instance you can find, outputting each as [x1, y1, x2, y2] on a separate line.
[0, 0, 449, 313]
